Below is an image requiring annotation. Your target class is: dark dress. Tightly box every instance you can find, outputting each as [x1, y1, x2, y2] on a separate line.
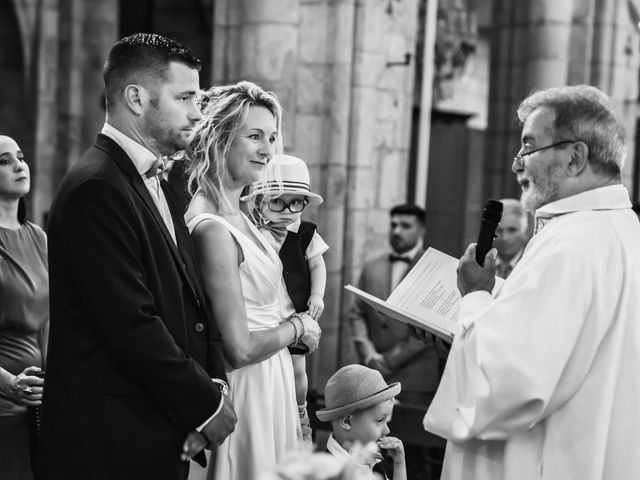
[0, 222, 48, 480]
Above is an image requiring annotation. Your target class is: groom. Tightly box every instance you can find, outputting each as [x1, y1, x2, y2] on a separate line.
[37, 34, 235, 480]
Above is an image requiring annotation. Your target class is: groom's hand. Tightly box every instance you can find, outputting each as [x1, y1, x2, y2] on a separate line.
[201, 392, 237, 447]
[181, 431, 208, 462]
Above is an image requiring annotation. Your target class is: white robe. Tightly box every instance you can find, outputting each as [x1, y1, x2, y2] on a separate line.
[424, 185, 640, 480]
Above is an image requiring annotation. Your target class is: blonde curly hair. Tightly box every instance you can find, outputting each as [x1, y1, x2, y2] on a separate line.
[185, 81, 283, 213]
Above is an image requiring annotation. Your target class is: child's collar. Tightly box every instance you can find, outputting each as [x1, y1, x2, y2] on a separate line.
[286, 217, 302, 233]
[326, 434, 381, 470]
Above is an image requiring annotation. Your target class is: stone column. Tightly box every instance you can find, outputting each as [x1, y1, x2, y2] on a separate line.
[484, 0, 574, 200]
[78, 0, 118, 152]
[32, 0, 60, 224]
[32, 0, 117, 224]
[337, 0, 420, 372]
[298, 0, 358, 388]
[212, 0, 300, 145]
[3, 0, 38, 214]
[485, 0, 639, 201]
[589, 0, 639, 188]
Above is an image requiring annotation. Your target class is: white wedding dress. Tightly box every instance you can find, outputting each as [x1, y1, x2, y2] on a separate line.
[186, 213, 300, 480]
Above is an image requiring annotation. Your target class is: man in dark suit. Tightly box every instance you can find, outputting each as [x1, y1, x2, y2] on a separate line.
[349, 203, 443, 480]
[37, 34, 236, 480]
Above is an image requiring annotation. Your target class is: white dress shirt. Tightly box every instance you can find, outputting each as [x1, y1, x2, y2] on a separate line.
[390, 239, 423, 290]
[494, 248, 523, 279]
[424, 185, 640, 480]
[101, 123, 176, 244]
[326, 434, 381, 479]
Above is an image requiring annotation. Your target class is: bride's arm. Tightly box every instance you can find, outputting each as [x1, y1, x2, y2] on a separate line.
[192, 220, 299, 369]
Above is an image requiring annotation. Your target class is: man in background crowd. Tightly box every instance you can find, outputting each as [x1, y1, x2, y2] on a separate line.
[349, 203, 443, 480]
[493, 198, 530, 279]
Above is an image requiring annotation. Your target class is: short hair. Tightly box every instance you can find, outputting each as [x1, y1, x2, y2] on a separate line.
[500, 198, 528, 230]
[103, 33, 202, 113]
[517, 85, 626, 178]
[185, 81, 283, 213]
[390, 203, 426, 224]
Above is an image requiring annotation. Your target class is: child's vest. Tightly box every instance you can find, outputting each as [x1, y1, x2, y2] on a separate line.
[279, 220, 316, 312]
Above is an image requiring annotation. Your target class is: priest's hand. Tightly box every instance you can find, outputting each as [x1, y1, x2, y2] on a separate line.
[457, 243, 496, 296]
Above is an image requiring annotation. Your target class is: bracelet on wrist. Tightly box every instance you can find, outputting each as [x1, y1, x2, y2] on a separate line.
[298, 315, 306, 341]
[286, 317, 300, 345]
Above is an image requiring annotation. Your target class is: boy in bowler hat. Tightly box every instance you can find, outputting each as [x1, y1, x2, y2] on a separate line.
[316, 365, 407, 480]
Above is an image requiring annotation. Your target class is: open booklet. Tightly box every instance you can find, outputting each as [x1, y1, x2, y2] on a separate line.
[345, 247, 504, 341]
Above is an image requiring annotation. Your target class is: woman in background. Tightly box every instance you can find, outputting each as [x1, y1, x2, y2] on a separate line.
[185, 82, 321, 480]
[0, 135, 48, 480]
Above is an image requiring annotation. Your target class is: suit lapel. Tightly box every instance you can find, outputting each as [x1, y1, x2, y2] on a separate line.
[95, 134, 200, 301]
[162, 180, 202, 302]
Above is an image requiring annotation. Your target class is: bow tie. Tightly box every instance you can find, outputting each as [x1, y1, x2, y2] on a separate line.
[250, 209, 289, 245]
[145, 156, 166, 178]
[389, 254, 412, 263]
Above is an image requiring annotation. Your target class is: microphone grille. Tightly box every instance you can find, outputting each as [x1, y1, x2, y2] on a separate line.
[483, 199, 503, 221]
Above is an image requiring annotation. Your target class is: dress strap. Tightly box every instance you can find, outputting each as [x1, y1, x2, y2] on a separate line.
[185, 213, 247, 262]
[186, 213, 238, 235]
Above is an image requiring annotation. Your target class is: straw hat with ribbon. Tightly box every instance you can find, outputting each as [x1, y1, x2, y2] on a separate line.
[316, 365, 401, 422]
[241, 154, 323, 205]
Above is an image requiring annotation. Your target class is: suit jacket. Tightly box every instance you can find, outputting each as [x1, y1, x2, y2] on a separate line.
[37, 134, 226, 480]
[349, 249, 440, 399]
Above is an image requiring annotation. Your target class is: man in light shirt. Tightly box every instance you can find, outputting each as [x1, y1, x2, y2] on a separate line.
[39, 34, 235, 480]
[493, 198, 530, 279]
[424, 85, 640, 480]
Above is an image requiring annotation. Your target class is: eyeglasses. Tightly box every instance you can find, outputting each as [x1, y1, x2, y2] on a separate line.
[268, 197, 309, 213]
[514, 140, 577, 163]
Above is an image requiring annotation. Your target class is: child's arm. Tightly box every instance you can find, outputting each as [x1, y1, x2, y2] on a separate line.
[307, 253, 326, 320]
[378, 436, 406, 480]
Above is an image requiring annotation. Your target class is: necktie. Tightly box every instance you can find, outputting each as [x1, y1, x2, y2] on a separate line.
[389, 254, 412, 263]
[143, 156, 176, 244]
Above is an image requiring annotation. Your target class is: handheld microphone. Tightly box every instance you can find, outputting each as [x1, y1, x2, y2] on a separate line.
[475, 199, 503, 266]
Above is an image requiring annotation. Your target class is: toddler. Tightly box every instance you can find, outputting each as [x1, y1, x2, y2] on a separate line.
[243, 154, 328, 442]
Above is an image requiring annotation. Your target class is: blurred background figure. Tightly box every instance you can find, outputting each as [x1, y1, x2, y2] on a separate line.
[259, 447, 382, 480]
[348, 203, 443, 480]
[0, 135, 48, 480]
[493, 198, 530, 279]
